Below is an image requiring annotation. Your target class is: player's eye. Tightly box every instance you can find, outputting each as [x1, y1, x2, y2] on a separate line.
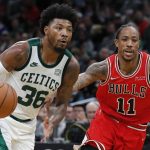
[67, 28, 73, 32]
[121, 38, 127, 42]
[55, 26, 62, 31]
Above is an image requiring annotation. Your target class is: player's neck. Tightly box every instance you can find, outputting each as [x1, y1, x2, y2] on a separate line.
[117, 53, 140, 75]
[40, 38, 60, 65]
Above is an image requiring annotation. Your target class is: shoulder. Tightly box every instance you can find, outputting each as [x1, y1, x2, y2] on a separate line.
[64, 49, 80, 70]
[65, 56, 80, 76]
[62, 56, 80, 85]
[10, 41, 29, 57]
[0, 40, 30, 71]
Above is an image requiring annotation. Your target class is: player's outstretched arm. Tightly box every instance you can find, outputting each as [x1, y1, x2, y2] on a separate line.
[73, 60, 108, 91]
[47, 57, 80, 130]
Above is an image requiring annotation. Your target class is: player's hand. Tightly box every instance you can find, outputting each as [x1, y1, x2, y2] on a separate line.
[41, 116, 54, 142]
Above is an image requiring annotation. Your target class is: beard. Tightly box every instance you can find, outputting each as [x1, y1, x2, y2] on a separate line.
[54, 47, 65, 54]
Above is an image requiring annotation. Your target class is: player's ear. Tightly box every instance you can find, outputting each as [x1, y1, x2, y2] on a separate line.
[44, 26, 49, 35]
[114, 39, 118, 48]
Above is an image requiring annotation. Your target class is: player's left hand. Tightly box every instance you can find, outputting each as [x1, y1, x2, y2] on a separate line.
[41, 116, 54, 142]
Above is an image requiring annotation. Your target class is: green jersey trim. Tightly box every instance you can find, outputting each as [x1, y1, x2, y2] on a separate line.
[61, 49, 72, 81]
[0, 130, 8, 150]
[38, 47, 72, 68]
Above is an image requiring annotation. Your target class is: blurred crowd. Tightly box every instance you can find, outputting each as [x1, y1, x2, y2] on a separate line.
[1, 0, 150, 147]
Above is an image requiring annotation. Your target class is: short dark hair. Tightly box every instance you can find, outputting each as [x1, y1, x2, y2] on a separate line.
[39, 3, 78, 35]
[115, 23, 139, 39]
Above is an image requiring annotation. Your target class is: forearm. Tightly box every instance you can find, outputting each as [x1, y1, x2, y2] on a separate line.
[41, 102, 67, 141]
[73, 73, 93, 91]
[73, 73, 85, 91]
[49, 103, 67, 127]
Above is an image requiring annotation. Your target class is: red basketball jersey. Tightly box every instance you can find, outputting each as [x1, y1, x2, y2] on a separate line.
[96, 51, 150, 125]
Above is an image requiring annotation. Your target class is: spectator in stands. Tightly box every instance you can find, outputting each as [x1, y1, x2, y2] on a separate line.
[64, 104, 89, 144]
[85, 101, 99, 123]
[0, 29, 13, 53]
[95, 47, 113, 62]
[100, 22, 116, 51]
[133, 9, 149, 38]
[73, 105, 88, 122]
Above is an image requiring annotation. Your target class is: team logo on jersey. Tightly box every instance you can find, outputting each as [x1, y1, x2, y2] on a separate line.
[135, 76, 146, 81]
[54, 69, 62, 76]
[30, 62, 38, 67]
[110, 77, 119, 80]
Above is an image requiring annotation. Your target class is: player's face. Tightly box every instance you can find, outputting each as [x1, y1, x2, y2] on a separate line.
[114, 27, 140, 61]
[44, 18, 73, 53]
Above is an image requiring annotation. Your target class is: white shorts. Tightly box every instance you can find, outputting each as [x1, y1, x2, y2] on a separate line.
[0, 116, 36, 150]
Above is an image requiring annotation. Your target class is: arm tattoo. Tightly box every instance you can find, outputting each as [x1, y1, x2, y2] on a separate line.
[73, 60, 108, 91]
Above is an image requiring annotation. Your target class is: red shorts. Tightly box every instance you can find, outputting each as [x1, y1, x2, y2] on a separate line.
[84, 110, 147, 150]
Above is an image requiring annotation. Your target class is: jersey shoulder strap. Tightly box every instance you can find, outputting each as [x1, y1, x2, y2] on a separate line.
[64, 49, 73, 59]
[27, 38, 41, 47]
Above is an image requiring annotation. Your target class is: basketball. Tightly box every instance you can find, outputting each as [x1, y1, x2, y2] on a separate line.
[0, 81, 17, 118]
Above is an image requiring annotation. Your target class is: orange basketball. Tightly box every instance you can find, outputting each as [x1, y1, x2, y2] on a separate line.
[0, 81, 17, 118]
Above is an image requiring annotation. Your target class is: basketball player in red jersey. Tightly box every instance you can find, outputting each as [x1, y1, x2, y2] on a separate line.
[73, 23, 150, 150]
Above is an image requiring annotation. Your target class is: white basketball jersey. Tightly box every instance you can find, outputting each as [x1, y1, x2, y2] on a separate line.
[6, 38, 72, 120]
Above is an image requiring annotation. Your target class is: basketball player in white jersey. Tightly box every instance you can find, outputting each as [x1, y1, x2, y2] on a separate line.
[0, 3, 80, 150]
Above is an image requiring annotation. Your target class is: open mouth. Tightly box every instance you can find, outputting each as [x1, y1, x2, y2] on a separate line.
[57, 40, 67, 48]
[124, 51, 134, 58]
[124, 49, 134, 54]
[60, 40, 67, 44]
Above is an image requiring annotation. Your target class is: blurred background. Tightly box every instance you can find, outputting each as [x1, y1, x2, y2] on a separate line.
[1, 0, 150, 149]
